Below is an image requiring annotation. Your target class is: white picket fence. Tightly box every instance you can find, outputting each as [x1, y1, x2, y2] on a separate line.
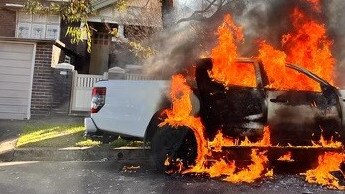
[70, 72, 108, 112]
[125, 73, 156, 80]
[70, 71, 157, 112]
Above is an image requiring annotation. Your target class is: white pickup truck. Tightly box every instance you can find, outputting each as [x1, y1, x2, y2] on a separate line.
[84, 80, 169, 142]
[84, 58, 345, 171]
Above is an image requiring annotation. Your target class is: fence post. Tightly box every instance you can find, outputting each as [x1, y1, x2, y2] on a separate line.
[103, 72, 108, 80]
[69, 70, 77, 114]
[108, 67, 125, 79]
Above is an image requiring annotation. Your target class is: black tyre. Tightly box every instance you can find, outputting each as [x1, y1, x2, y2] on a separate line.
[151, 125, 197, 172]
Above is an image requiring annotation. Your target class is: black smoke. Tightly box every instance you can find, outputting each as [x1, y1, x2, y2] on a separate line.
[142, 0, 345, 85]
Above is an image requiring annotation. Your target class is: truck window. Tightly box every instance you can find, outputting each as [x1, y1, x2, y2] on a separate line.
[264, 67, 321, 92]
[227, 62, 257, 88]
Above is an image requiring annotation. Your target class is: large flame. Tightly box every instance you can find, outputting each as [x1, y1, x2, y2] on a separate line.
[259, 8, 335, 91]
[160, 0, 344, 190]
[208, 15, 256, 88]
[159, 74, 208, 166]
[161, 73, 343, 187]
[282, 8, 335, 86]
[161, 74, 272, 183]
[304, 152, 345, 190]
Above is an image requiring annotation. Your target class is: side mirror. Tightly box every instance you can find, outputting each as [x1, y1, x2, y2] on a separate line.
[320, 83, 338, 106]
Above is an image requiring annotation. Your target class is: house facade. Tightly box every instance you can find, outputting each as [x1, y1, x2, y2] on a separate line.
[0, 0, 163, 119]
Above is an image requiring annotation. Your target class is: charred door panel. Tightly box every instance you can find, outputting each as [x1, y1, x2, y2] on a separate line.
[267, 90, 341, 145]
[217, 87, 265, 140]
[195, 58, 266, 140]
[200, 87, 266, 136]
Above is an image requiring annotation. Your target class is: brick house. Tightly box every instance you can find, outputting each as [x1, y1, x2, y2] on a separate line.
[0, 0, 162, 119]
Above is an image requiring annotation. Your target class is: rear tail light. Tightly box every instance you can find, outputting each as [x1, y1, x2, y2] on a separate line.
[91, 87, 106, 113]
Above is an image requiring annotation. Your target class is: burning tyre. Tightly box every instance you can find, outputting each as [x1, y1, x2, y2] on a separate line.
[151, 126, 197, 172]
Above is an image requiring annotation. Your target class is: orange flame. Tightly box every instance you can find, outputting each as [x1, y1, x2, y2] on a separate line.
[185, 126, 273, 182]
[188, 145, 273, 183]
[161, 73, 344, 187]
[312, 135, 343, 149]
[208, 130, 235, 151]
[258, 41, 319, 91]
[161, 74, 272, 183]
[160, 74, 208, 167]
[259, 8, 335, 91]
[199, 149, 272, 184]
[208, 14, 256, 88]
[283, 8, 335, 85]
[223, 150, 273, 183]
[208, 126, 270, 147]
[278, 152, 294, 161]
[304, 152, 345, 190]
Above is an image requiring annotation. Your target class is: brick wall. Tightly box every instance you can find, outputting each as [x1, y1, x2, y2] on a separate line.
[31, 42, 55, 115]
[31, 41, 74, 115]
[0, 8, 16, 37]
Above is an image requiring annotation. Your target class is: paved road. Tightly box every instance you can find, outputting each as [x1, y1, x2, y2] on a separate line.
[0, 160, 342, 194]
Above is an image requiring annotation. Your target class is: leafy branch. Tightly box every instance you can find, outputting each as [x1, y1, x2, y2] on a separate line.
[24, 0, 157, 59]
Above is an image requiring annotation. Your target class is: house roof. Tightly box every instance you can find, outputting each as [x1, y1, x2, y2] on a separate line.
[92, 0, 118, 11]
[89, 0, 163, 28]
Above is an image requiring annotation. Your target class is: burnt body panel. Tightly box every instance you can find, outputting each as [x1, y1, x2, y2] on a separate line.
[194, 58, 344, 145]
[195, 58, 266, 141]
[267, 90, 342, 145]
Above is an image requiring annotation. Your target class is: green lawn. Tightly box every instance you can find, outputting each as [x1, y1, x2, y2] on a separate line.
[16, 122, 143, 148]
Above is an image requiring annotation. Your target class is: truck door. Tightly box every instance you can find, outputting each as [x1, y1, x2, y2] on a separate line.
[196, 59, 266, 140]
[266, 65, 341, 146]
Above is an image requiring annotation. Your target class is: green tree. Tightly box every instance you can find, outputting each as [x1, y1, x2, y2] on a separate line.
[24, 0, 157, 57]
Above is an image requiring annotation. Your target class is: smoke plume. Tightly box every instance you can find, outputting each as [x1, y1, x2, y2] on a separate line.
[142, 0, 345, 86]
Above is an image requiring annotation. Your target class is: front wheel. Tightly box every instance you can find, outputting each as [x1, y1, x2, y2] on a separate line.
[151, 125, 197, 172]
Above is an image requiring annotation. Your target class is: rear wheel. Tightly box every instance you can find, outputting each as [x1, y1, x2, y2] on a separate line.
[151, 125, 197, 172]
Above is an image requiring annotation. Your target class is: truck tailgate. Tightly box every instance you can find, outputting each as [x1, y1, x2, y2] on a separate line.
[91, 80, 169, 138]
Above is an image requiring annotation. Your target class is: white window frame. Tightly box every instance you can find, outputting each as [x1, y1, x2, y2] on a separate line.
[16, 11, 61, 40]
[17, 22, 31, 38]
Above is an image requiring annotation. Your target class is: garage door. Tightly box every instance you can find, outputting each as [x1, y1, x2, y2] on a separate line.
[0, 41, 35, 120]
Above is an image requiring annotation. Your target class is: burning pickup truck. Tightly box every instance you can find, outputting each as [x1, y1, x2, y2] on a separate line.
[84, 56, 345, 188]
[148, 57, 345, 166]
[86, 8, 345, 189]
[146, 57, 345, 189]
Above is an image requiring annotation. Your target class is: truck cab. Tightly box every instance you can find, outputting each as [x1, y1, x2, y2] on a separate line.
[146, 58, 344, 170]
